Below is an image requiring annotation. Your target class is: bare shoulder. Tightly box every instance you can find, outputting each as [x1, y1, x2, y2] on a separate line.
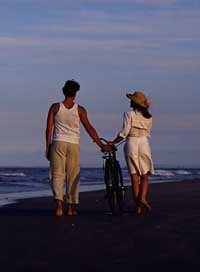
[78, 104, 87, 116]
[49, 102, 60, 114]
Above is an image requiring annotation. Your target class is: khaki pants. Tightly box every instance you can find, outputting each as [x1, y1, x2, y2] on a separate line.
[50, 141, 80, 204]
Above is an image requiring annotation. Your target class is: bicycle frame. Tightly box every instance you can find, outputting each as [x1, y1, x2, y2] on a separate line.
[101, 138, 125, 214]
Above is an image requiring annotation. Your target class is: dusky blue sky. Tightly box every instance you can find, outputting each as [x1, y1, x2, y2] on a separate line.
[0, 0, 200, 167]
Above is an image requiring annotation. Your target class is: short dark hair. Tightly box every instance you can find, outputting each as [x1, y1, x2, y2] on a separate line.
[62, 80, 80, 97]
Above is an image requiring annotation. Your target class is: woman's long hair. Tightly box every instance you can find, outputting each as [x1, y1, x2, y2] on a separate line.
[131, 101, 152, 119]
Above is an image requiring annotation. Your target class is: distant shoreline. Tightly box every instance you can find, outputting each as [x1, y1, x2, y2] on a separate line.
[0, 178, 200, 208]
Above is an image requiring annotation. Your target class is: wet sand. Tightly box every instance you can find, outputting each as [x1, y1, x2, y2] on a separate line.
[1, 180, 200, 271]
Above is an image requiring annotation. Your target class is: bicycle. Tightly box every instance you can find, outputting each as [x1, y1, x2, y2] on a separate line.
[101, 138, 126, 215]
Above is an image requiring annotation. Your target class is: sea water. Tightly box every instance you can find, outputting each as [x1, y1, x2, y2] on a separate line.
[0, 167, 200, 207]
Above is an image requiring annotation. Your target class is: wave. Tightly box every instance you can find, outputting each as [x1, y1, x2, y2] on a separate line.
[174, 170, 191, 175]
[0, 167, 200, 198]
[155, 169, 193, 177]
[0, 172, 26, 177]
[154, 170, 175, 177]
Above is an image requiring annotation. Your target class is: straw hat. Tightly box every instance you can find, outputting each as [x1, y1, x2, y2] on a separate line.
[126, 90, 150, 108]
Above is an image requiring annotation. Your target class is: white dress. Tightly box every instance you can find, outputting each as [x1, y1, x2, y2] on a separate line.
[119, 110, 154, 175]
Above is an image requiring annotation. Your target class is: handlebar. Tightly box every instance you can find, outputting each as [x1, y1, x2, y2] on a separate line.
[100, 138, 125, 148]
[100, 138, 110, 144]
[100, 138, 117, 152]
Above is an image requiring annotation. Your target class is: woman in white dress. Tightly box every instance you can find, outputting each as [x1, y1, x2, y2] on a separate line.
[109, 91, 154, 214]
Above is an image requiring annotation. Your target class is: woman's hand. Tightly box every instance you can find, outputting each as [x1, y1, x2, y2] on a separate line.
[107, 141, 115, 145]
[101, 144, 113, 152]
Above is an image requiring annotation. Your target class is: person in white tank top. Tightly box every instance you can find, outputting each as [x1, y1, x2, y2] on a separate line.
[109, 91, 154, 215]
[46, 80, 111, 217]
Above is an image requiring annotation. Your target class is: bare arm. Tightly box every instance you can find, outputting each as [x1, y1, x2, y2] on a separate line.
[78, 105, 113, 152]
[109, 112, 129, 145]
[45, 103, 59, 159]
[109, 135, 124, 145]
[78, 105, 104, 148]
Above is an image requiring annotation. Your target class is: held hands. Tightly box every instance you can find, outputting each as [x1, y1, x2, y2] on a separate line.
[101, 143, 113, 152]
[107, 141, 114, 145]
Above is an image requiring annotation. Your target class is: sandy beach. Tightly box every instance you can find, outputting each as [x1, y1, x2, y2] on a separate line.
[1, 180, 200, 271]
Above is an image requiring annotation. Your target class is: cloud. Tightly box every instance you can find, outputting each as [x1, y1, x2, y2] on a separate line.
[0, 0, 200, 167]
[0, 111, 45, 152]
[0, 33, 199, 74]
[32, 7, 200, 38]
[154, 113, 200, 131]
[1, 0, 178, 4]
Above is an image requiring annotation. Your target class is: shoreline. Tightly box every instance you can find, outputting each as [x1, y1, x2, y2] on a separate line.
[1, 179, 200, 271]
[0, 178, 194, 208]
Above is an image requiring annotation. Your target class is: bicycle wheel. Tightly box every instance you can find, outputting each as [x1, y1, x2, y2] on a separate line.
[104, 159, 124, 214]
[113, 160, 125, 212]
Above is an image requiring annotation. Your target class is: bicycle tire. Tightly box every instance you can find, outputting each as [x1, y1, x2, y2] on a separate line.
[104, 159, 124, 214]
[113, 160, 125, 211]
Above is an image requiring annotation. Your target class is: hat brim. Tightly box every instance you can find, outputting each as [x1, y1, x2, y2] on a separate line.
[126, 92, 150, 108]
[126, 93, 133, 99]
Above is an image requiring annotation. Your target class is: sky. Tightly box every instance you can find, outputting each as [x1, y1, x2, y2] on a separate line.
[0, 0, 200, 167]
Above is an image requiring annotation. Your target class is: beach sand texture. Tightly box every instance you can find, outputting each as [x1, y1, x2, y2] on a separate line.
[0, 180, 200, 271]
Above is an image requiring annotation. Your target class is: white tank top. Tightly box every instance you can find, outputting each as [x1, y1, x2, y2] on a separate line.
[52, 103, 80, 144]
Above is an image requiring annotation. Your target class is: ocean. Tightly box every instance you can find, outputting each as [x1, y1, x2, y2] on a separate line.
[0, 166, 200, 207]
